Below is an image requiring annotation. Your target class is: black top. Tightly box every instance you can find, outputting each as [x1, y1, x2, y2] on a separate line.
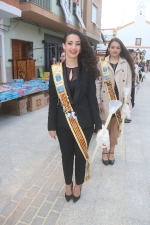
[48, 62, 102, 130]
[110, 63, 119, 100]
[66, 67, 78, 99]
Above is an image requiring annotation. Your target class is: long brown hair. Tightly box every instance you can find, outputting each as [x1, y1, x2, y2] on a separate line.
[63, 29, 100, 79]
[105, 38, 135, 81]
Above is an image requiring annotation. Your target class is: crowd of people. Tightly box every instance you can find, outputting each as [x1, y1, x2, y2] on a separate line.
[47, 29, 148, 203]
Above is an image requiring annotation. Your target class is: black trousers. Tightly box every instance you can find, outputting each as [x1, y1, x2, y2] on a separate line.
[56, 126, 93, 185]
[131, 84, 135, 108]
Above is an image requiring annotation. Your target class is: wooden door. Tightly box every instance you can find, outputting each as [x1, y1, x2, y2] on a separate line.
[12, 40, 35, 81]
[12, 40, 28, 60]
[12, 41, 21, 60]
[27, 60, 35, 80]
[13, 60, 17, 79]
[21, 42, 28, 60]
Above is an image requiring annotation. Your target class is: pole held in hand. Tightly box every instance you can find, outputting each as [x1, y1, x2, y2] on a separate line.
[120, 87, 131, 144]
[91, 100, 122, 164]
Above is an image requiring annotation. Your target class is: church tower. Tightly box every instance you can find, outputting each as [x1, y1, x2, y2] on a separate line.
[135, 2, 147, 22]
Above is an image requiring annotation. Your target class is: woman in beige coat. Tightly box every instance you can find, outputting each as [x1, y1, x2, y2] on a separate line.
[96, 38, 135, 165]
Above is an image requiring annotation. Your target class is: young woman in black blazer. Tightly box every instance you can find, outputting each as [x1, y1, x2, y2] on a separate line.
[48, 29, 102, 202]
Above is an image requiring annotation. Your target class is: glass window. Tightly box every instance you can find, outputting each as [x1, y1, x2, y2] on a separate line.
[92, 4, 97, 24]
[57, 0, 61, 5]
[73, 0, 82, 15]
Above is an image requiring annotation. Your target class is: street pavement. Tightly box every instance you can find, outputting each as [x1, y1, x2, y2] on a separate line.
[0, 73, 150, 225]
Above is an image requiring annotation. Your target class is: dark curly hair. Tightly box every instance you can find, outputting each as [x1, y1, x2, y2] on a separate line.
[63, 29, 100, 79]
[105, 38, 135, 81]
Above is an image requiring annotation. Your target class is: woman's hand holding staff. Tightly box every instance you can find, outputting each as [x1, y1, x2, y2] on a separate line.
[91, 100, 122, 164]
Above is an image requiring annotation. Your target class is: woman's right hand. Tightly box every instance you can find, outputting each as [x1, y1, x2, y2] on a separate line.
[98, 104, 103, 113]
[48, 131, 57, 140]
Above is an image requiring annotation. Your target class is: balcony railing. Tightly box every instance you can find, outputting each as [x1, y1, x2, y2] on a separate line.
[20, 0, 51, 11]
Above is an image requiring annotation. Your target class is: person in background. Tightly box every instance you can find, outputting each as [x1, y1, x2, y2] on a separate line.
[48, 29, 102, 202]
[124, 49, 136, 123]
[144, 61, 148, 73]
[134, 56, 139, 84]
[96, 38, 134, 165]
[50, 55, 56, 67]
[148, 62, 150, 72]
[139, 61, 144, 72]
[60, 51, 66, 63]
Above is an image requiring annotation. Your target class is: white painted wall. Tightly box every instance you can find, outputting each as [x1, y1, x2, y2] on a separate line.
[116, 4, 150, 61]
[0, 19, 6, 82]
[116, 23, 150, 46]
[4, 19, 64, 68]
[116, 22, 150, 60]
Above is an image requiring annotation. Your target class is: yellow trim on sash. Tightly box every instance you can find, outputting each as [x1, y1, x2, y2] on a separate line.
[100, 58, 122, 128]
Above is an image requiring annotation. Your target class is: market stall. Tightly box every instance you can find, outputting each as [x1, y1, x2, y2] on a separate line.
[0, 79, 50, 115]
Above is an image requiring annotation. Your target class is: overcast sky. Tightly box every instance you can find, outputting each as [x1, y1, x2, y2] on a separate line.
[101, 0, 150, 28]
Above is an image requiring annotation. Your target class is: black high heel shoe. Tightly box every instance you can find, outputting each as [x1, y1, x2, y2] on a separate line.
[108, 151, 115, 165]
[73, 185, 82, 203]
[65, 182, 73, 202]
[102, 152, 109, 165]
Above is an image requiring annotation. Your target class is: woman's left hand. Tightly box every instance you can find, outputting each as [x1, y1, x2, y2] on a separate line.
[48, 130, 57, 139]
[98, 104, 103, 113]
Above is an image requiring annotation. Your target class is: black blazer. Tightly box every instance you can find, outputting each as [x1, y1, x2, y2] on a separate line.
[48, 62, 102, 131]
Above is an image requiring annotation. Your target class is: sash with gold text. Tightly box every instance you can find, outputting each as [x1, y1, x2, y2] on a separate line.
[100, 59, 122, 129]
[51, 63, 90, 180]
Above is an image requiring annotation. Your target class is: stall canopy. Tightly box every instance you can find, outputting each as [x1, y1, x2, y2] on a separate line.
[60, 0, 74, 25]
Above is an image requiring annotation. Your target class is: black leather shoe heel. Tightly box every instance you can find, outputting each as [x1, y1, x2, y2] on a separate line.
[124, 119, 131, 123]
[102, 152, 109, 165]
[109, 152, 115, 165]
[73, 185, 82, 203]
[65, 182, 73, 202]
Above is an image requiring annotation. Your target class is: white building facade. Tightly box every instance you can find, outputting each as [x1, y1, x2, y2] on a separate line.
[0, 0, 22, 83]
[116, 3, 150, 62]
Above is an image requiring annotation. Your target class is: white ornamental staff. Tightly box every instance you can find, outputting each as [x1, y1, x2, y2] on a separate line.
[120, 87, 131, 144]
[91, 100, 122, 164]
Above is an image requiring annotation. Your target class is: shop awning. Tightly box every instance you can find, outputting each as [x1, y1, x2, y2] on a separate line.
[75, 5, 86, 30]
[0, 1, 21, 19]
[60, 0, 74, 25]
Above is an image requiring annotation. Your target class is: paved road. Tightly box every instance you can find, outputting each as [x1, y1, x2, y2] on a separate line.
[0, 73, 150, 225]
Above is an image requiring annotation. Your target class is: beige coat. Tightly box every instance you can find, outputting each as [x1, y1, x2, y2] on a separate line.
[96, 56, 132, 121]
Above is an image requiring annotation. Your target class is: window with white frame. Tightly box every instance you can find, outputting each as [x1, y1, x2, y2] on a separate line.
[92, 4, 97, 24]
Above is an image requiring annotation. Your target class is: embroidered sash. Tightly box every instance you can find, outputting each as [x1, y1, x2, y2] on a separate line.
[100, 58, 122, 128]
[51, 63, 90, 180]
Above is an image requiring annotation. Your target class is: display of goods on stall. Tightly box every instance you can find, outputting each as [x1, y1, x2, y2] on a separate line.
[0, 79, 49, 102]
